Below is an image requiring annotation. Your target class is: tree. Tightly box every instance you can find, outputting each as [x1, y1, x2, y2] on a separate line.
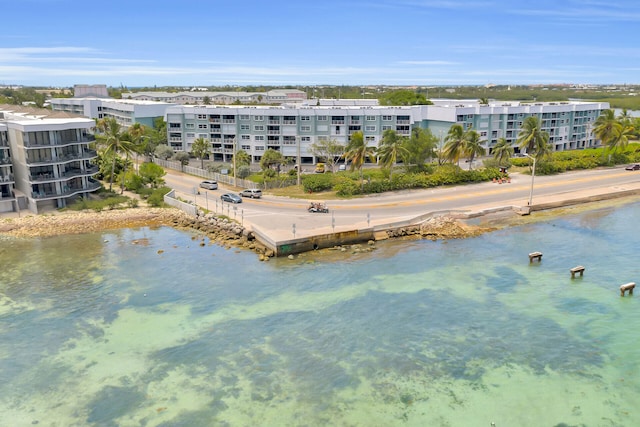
[154, 144, 174, 160]
[377, 129, 408, 180]
[344, 131, 376, 190]
[379, 90, 433, 106]
[309, 138, 345, 172]
[233, 149, 251, 168]
[493, 137, 514, 166]
[173, 151, 190, 171]
[191, 137, 211, 169]
[95, 117, 136, 191]
[443, 124, 467, 165]
[128, 122, 146, 173]
[594, 109, 629, 156]
[139, 162, 166, 188]
[517, 116, 550, 160]
[260, 149, 287, 174]
[401, 128, 438, 171]
[463, 130, 486, 170]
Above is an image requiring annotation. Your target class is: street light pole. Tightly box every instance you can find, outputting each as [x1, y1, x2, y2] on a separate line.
[296, 136, 301, 187]
[232, 138, 237, 188]
[525, 153, 537, 206]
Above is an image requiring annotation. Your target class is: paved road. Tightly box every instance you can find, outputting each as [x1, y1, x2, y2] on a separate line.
[165, 166, 640, 240]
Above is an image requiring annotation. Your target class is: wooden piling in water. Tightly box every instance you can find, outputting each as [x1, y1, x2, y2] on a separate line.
[620, 282, 635, 297]
[528, 251, 543, 263]
[570, 266, 585, 278]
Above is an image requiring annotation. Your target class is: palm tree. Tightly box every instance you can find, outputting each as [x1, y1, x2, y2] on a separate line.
[463, 130, 486, 170]
[128, 123, 146, 173]
[517, 116, 550, 159]
[191, 137, 211, 169]
[96, 118, 136, 191]
[443, 124, 467, 165]
[593, 109, 621, 151]
[344, 131, 375, 190]
[377, 129, 408, 180]
[493, 138, 514, 166]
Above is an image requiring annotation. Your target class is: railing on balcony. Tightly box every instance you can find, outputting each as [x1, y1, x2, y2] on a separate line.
[0, 174, 14, 183]
[24, 136, 95, 148]
[31, 179, 101, 200]
[283, 120, 296, 125]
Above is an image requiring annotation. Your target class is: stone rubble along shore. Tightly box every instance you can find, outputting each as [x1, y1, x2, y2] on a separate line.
[0, 207, 487, 259]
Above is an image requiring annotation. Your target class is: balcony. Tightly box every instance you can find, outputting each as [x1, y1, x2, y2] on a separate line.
[24, 135, 95, 148]
[32, 179, 101, 200]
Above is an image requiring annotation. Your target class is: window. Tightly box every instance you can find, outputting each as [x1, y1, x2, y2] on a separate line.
[241, 144, 251, 150]
[255, 135, 264, 141]
[197, 114, 207, 119]
[301, 125, 311, 131]
[382, 125, 392, 131]
[240, 124, 250, 130]
[185, 123, 194, 129]
[301, 116, 310, 121]
[198, 124, 208, 129]
[239, 114, 250, 120]
[255, 146, 265, 151]
[317, 115, 327, 121]
[301, 136, 311, 142]
[254, 125, 264, 131]
[365, 125, 376, 132]
[169, 123, 181, 128]
[186, 133, 195, 138]
[254, 115, 264, 121]
[241, 135, 251, 140]
[366, 115, 376, 121]
[382, 115, 392, 121]
[366, 136, 376, 143]
[198, 133, 208, 138]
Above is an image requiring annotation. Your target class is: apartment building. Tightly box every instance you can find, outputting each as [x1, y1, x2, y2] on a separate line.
[50, 97, 175, 129]
[0, 105, 99, 214]
[164, 100, 608, 164]
[121, 89, 307, 105]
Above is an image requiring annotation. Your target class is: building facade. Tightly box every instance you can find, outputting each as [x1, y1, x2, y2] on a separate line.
[121, 89, 307, 105]
[0, 106, 100, 214]
[164, 100, 608, 164]
[50, 97, 175, 129]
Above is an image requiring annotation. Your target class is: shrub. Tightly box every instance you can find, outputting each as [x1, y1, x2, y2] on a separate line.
[334, 177, 360, 196]
[147, 187, 171, 207]
[302, 173, 334, 193]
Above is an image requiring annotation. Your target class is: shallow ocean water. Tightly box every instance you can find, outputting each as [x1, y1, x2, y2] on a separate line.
[1, 202, 640, 426]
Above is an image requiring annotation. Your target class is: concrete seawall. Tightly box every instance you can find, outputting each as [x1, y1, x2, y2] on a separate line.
[251, 188, 640, 257]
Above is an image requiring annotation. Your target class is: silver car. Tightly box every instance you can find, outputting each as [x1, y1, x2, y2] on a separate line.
[199, 180, 218, 190]
[240, 188, 262, 198]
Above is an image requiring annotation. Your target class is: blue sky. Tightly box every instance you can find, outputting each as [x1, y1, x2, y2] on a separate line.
[1, 0, 639, 87]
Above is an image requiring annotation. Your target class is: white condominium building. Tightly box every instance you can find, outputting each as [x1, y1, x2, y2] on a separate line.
[0, 105, 99, 214]
[164, 100, 608, 164]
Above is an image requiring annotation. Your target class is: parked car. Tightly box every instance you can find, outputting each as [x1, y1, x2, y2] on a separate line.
[625, 164, 640, 171]
[240, 188, 262, 198]
[199, 180, 218, 190]
[221, 193, 242, 203]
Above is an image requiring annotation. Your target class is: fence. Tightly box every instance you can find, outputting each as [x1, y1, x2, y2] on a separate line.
[153, 158, 298, 190]
[163, 189, 198, 216]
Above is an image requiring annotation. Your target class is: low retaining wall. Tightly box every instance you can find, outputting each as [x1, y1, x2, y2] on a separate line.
[274, 229, 376, 256]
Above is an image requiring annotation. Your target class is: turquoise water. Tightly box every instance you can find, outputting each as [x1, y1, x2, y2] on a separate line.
[1, 203, 640, 426]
